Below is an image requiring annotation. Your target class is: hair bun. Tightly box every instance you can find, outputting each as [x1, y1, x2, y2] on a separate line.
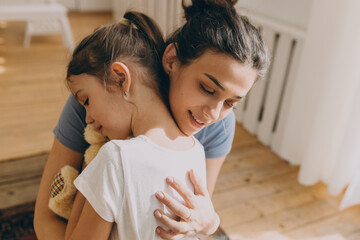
[182, 0, 238, 20]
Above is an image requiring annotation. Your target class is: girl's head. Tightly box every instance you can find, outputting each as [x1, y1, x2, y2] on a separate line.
[67, 11, 166, 140]
[163, 0, 269, 136]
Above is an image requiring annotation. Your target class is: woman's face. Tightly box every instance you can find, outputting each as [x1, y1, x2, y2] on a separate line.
[69, 73, 133, 140]
[168, 50, 258, 136]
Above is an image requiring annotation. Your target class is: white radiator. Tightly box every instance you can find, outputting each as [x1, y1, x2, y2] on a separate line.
[234, 9, 307, 158]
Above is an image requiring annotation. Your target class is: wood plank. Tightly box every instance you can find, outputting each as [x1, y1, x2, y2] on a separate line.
[0, 177, 41, 209]
[218, 183, 323, 229]
[213, 168, 299, 209]
[219, 149, 280, 175]
[0, 153, 47, 184]
[215, 159, 296, 193]
[285, 206, 360, 239]
[225, 197, 340, 239]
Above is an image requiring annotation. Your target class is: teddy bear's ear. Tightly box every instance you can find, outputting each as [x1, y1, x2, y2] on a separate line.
[84, 124, 108, 144]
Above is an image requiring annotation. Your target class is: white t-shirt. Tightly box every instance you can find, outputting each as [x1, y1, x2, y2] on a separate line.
[74, 135, 206, 240]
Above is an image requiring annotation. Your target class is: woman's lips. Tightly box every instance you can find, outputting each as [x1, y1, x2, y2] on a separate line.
[189, 111, 205, 128]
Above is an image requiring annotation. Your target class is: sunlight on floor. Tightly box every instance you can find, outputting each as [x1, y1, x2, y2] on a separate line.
[0, 66, 6, 74]
[0, 21, 7, 28]
[229, 232, 347, 240]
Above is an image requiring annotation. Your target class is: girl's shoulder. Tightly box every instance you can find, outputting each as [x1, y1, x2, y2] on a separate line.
[109, 135, 147, 148]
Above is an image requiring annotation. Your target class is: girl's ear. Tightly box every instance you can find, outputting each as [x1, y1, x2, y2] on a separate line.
[162, 43, 179, 74]
[111, 62, 131, 93]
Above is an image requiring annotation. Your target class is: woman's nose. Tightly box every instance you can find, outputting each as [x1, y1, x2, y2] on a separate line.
[203, 101, 222, 121]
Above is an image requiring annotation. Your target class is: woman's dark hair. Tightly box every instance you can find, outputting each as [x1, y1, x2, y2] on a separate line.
[168, 0, 269, 80]
[67, 11, 167, 98]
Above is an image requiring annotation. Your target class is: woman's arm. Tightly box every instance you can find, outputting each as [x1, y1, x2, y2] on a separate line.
[65, 200, 113, 240]
[34, 138, 84, 240]
[206, 156, 227, 196]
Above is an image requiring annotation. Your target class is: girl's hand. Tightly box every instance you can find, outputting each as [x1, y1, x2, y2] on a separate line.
[154, 170, 220, 239]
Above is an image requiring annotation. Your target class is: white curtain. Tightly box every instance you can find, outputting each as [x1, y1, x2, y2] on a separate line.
[339, 89, 360, 209]
[278, 0, 360, 209]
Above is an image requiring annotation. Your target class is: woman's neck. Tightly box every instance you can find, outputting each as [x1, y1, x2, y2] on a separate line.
[130, 92, 194, 151]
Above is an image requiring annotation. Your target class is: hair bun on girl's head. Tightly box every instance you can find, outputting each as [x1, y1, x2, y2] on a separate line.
[182, 0, 238, 20]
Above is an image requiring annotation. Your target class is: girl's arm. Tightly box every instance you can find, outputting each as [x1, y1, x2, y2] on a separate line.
[65, 199, 113, 240]
[65, 189, 86, 239]
[66, 141, 121, 240]
[34, 138, 84, 240]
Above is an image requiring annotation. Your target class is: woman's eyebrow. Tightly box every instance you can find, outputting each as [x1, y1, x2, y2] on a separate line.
[203, 73, 244, 99]
[203, 73, 225, 90]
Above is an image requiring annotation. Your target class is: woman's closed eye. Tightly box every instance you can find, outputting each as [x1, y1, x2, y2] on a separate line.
[225, 101, 234, 108]
[225, 101, 239, 110]
[200, 84, 215, 95]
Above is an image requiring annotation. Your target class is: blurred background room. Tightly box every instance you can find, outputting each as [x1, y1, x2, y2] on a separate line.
[0, 0, 359, 239]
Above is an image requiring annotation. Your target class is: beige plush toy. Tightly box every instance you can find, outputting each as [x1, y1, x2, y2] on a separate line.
[48, 124, 108, 220]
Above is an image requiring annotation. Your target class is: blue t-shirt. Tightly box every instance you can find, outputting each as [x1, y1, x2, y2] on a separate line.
[54, 95, 235, 159]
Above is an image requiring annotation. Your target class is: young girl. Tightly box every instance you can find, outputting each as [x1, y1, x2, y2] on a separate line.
[64, 10, 209, 240]
[34, 0, 269, 239]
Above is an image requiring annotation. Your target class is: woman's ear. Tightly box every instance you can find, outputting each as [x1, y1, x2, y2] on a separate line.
[162, 43, 179, 74]
[111, 62, 131, 93]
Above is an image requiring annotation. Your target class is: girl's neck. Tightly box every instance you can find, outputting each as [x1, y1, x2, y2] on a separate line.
[130, 92, 194, 151]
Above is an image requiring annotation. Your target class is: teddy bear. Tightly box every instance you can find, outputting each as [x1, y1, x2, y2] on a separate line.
[48, 124, 108, 220]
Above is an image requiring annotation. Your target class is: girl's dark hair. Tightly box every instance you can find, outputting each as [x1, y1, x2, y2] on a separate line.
[168, 0, 269, 80]
[67, 11, 167, 98]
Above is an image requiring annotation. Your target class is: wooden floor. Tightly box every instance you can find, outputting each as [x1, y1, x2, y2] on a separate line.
[214, 126, 360, 240]
[1, 12, 360, 240]
[0, 12, 114, 161]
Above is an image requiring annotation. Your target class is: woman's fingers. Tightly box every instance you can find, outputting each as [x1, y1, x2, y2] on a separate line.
[154, 172, 219, 237]
[155, 191, 192, 221]
[188, 169, 208, 196]
[165, 176, 194, 205]
[155, 226, 184, 240]
[153, 209, 191, 233]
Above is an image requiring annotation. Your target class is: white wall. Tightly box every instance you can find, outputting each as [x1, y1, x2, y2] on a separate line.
[59, 0, 112, 11]
[237, 0, 314, 29]
[0, 0, 112, 11]
[76, 0, 112, 11]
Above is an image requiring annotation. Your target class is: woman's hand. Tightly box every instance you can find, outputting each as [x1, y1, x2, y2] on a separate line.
[153, 169, 220, 239]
